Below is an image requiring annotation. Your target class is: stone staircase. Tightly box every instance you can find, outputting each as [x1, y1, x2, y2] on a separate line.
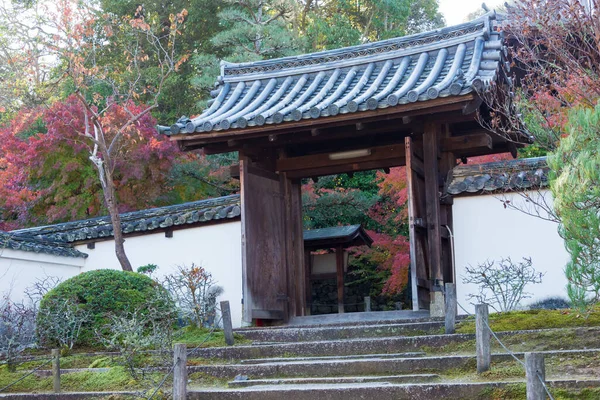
[187, 312, 600, 399]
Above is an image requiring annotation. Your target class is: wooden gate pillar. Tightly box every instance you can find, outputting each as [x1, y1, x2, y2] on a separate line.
[423, 122, 445, 317]
[439, 125, 456, 284]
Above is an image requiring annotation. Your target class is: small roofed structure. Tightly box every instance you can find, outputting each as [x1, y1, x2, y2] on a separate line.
[162, 12, 527, 323]
[303, 225, 373, 249]
[303, 225, 373, 315]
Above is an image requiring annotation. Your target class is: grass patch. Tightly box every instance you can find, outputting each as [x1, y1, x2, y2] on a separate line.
[0, 364, 154, 393]
[173, 326, 250, 347]
[455, 307, 600, 334]
[422, 327, 600, 356]
[481, 383, 526, 400]
[188, 371, 229, 387]
[551, 387, 600, 400]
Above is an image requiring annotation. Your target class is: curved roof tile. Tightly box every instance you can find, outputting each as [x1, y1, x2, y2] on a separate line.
[11, 195, 241, 244]
[0, 232, 87, 258]
[166, 13, 506, 136]
[447, 157, 549, 196]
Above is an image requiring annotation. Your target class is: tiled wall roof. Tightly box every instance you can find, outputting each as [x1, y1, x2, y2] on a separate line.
[0, 232, 87, 258]
[12, 195, 241, 244]
[447, 157, 548, 196]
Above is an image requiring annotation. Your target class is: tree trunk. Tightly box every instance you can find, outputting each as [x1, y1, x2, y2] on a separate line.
[99, 155, 133, 272]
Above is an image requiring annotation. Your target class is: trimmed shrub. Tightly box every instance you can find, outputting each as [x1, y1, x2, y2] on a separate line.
[37, 269, 174, 347]
[529, 297, 571, 310]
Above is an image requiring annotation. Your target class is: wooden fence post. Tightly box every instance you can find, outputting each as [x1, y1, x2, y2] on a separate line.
[220, 301, 235, 346]
[475, 304, 491, 373]
[526, 352, 546, 400]
[51, 349, 60, 393]
[444, 283, 457, 334]
[364, 296, 371, 312]
[172, 343, 187, 400]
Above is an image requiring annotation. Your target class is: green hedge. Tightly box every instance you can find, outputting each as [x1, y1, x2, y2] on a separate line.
[37, 269, 174, 347]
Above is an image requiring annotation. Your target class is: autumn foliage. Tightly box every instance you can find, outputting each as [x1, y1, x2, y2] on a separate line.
[0, 97, 178, 229]
[302, 169, 411, 298]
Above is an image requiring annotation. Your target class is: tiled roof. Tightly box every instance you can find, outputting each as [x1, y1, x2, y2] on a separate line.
[447, 157, 549, 196]
[165, 12, 507, 136]
[0, 232, 88, 258]
[304, 225, 373, 248]
[12, 195, 241, 244]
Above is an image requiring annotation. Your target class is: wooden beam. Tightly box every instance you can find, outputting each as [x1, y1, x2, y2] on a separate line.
[441, 133, 492, 153]
[336, 246, 344, 314]
[174, 95, 475, 149]
[423, 122, 443, 287]
[277, 144, 404, 173]
[284, 157, 405, 179]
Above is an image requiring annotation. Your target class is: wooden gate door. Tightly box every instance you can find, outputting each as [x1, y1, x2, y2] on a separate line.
[405, 137, 431, 310]
[239, 158, 288, 323]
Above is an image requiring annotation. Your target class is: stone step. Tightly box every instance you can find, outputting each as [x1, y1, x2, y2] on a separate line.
[189, 349, 600, 380]
[236, 311, 468, 332]
[235, 311, 436, 331]
[194, 332, 472, 361]
[189, 379, 600, 400]
[192, 327, 600, 361]
[240, 352, 426, 365]
[237, 321, 445, 343]
[227, 374, 440, 388]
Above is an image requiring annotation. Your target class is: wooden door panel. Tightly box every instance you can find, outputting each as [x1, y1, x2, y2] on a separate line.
[406, 137, 431, 310]
[240, 159, 287, 322]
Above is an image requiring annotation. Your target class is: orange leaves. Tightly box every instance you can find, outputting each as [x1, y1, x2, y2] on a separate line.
[175, 53, 191, 72]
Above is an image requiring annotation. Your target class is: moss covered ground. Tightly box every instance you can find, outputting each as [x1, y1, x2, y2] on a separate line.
[455, 307, 600, 333]
[173, 326, 250, 347]
[422, 326, 600, 355]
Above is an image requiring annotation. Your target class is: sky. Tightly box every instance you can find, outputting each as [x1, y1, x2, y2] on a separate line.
[438, 0, 505, 26]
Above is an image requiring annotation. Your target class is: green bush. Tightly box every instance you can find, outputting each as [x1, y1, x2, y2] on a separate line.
[548, 103, 600, 310]
[37, 269, 174, 347]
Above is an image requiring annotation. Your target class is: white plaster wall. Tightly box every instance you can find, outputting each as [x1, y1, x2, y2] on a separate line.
[0, 249, 84, 303]
[74, 221, 244, 327]
[453, 190, 569, 314]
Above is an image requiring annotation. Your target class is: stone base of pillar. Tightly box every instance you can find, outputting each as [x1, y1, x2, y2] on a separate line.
[430, 291, 446, 318]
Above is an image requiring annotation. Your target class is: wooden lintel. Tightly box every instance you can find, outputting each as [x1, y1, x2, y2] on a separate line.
[174, 95, 475, 149]
[277, 144, 404, 173]
[284, 158, 404, 179]
[441, 133, 492, 153]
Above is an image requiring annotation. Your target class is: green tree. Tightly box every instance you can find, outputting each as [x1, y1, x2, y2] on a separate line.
[302, 0, 444, 51]
[98, 0, 225, 121]
[548, 103, 600, 310]
[191, 0, 301, 95]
